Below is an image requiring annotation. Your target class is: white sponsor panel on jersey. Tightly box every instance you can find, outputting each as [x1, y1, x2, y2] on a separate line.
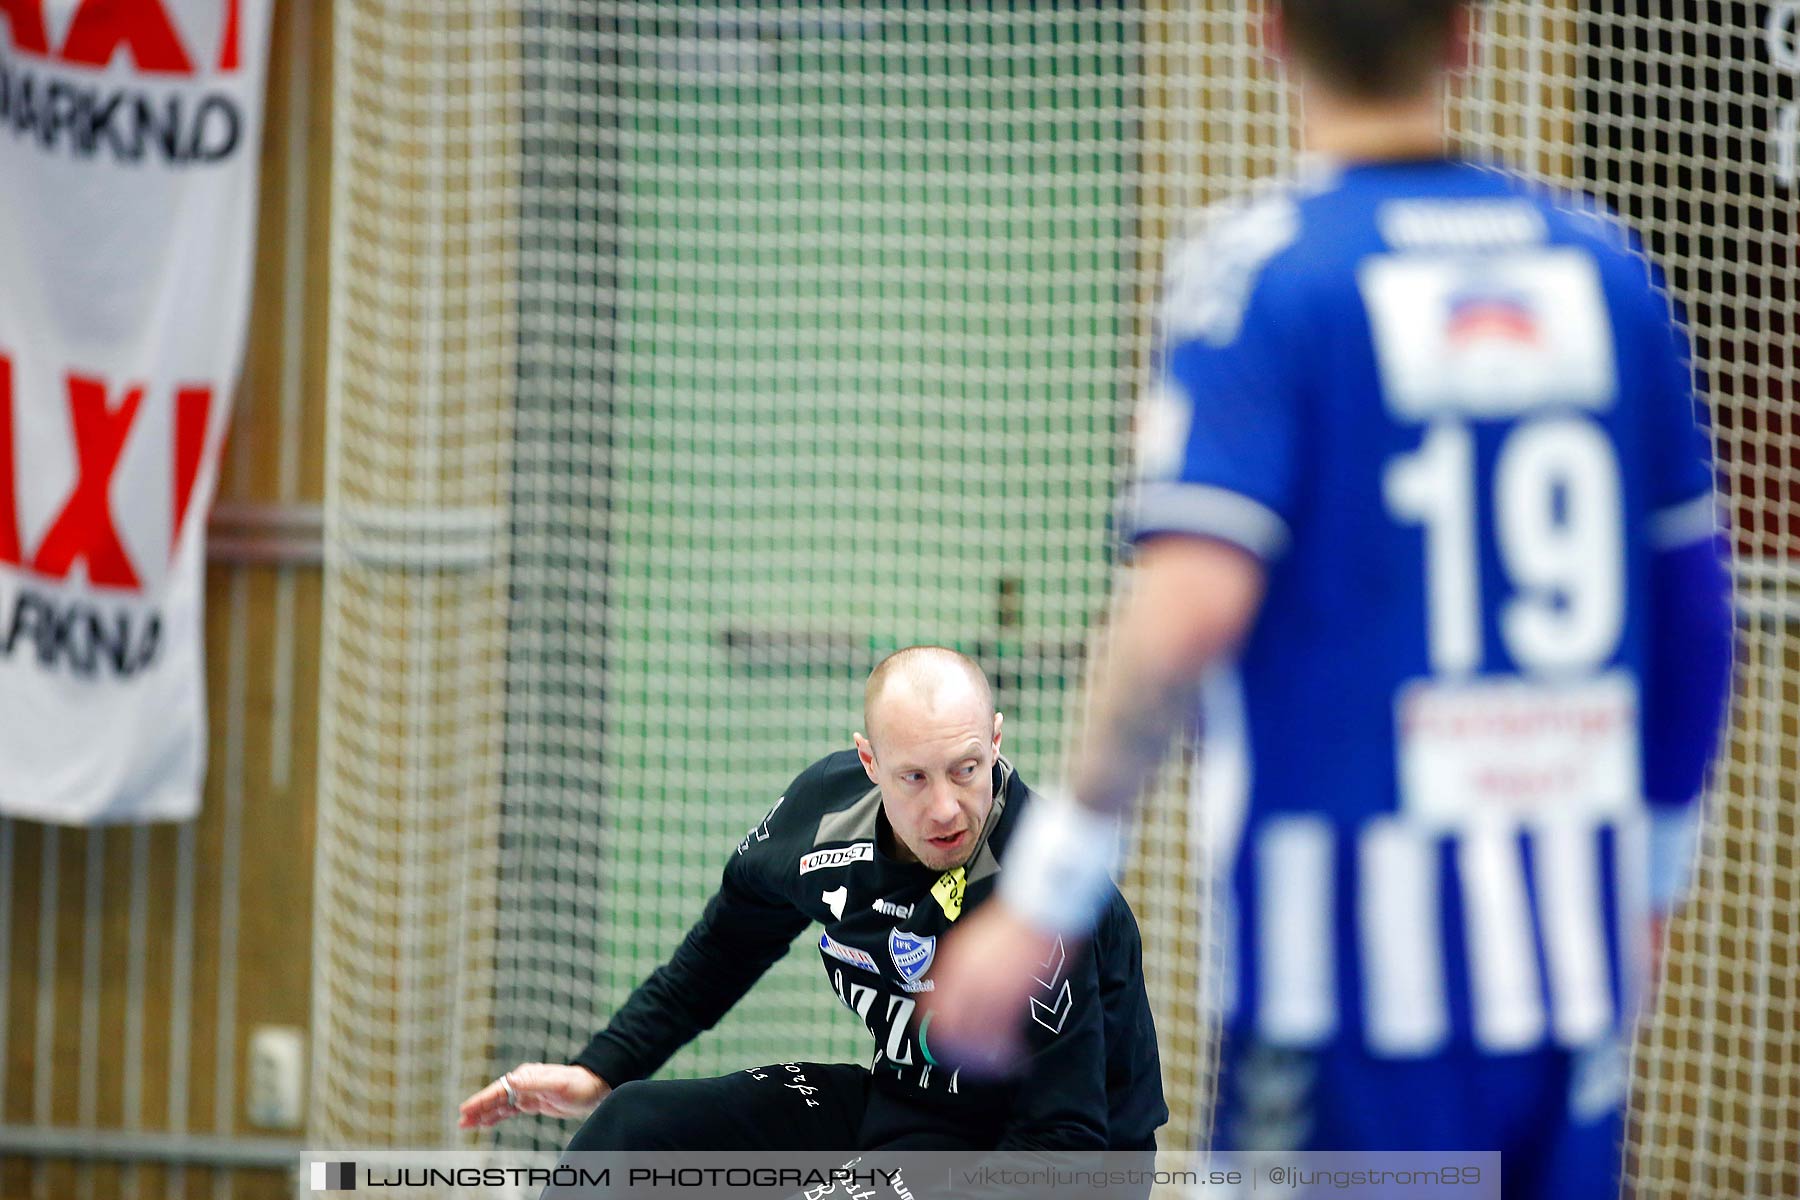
[799, 842, 874, 874]
[1359, 248, 1616, 419]
[0, 0, 274, 822]
[1395, 670, 1641, 831]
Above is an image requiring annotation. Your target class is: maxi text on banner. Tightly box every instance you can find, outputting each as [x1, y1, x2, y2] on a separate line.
[0, 0, 274, 823]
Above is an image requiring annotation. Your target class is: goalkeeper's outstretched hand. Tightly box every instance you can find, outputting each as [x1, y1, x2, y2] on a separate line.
[921, 899, 1057, 1078]
[457, 1063, 611, 1129]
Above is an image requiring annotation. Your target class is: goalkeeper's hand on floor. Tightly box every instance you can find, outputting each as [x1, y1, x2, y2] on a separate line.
[457, 1063, 611, 1129]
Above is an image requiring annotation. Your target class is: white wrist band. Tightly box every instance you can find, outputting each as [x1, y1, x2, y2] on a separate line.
[1000, 788, 1121, 936]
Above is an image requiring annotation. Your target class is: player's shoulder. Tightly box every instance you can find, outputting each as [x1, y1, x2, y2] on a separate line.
[790, 748, 877, 812]
[1166, 177, 1310, 268]
[1158, 159, 1446, 345]
[1094, 879, 1144, 946]
[736, 748, 876, 858]
[1504, 182, 1679, 338]
[1356, 163, 1649, 269]
[1329, 161, 1666, 319]
[1160, 179, 1310, 347]
[1542, 191, 1680, 336]
[1304, 157, 1642, 259]
[771, 749, 878, 819]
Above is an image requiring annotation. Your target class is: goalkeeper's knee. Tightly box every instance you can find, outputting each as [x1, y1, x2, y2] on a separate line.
[564, 1081, 675, 1151]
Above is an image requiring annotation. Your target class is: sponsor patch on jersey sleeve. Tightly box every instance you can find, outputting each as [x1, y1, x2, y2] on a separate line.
[819, 932, 879, 973]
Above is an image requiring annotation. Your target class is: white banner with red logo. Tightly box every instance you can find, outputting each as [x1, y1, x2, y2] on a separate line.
[0, 0, 272, 823]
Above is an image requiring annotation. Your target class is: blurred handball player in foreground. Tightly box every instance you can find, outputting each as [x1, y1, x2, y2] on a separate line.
[928, 3, 1733, 1196]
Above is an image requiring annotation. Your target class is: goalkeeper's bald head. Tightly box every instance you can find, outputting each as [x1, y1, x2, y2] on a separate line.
[861, 645, 994, 752]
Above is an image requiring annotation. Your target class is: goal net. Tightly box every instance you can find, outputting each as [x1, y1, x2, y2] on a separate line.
[314, 3, 1798, 1192]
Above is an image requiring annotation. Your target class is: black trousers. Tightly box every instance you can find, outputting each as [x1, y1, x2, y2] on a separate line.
[566, 1060, 1020, 1152]
[565, 1062, 875, 1152]
[555, 1062, 1156, 1200]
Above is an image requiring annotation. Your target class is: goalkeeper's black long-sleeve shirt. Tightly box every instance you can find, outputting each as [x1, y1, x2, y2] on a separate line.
[571, 751, 1167, 1151]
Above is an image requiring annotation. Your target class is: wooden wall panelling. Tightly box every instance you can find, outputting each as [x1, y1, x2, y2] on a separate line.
[0, 1, 332, 1197]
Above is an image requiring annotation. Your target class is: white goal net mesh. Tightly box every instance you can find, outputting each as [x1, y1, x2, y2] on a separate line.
[316, 3, 1799, 1192]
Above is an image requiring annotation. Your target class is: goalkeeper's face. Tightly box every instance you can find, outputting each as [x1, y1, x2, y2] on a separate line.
[855, 688, 1004, 872]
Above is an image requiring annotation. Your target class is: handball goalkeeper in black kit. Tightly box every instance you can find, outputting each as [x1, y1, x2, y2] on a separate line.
[459, 646, 1165, 1157]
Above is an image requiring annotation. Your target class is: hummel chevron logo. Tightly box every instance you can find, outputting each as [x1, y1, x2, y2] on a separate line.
[1033, 936, 1067, 990]
[1029, 937, 1073, 1034]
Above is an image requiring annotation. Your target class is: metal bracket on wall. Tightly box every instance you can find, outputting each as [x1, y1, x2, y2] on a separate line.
[0, 1123, 303, 1168]
[207, 503, 324, 566]
[204, 503, 507, 571]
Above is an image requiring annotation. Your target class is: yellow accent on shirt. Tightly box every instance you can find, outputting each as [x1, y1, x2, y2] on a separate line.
[931, 866, 966, 921]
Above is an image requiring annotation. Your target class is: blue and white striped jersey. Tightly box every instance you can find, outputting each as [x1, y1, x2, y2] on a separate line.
[1131, 159, 1719, 1057]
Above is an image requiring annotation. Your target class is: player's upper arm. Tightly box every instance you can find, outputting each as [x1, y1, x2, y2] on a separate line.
[725, 758, 828, 907]
[1123, 536, 1267, 683]
[1634, 257, 1718, 543]
[1628, 256, 1733, 832]
[1127, 196, 1305, 564]
[569, 761, 824, 1085]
